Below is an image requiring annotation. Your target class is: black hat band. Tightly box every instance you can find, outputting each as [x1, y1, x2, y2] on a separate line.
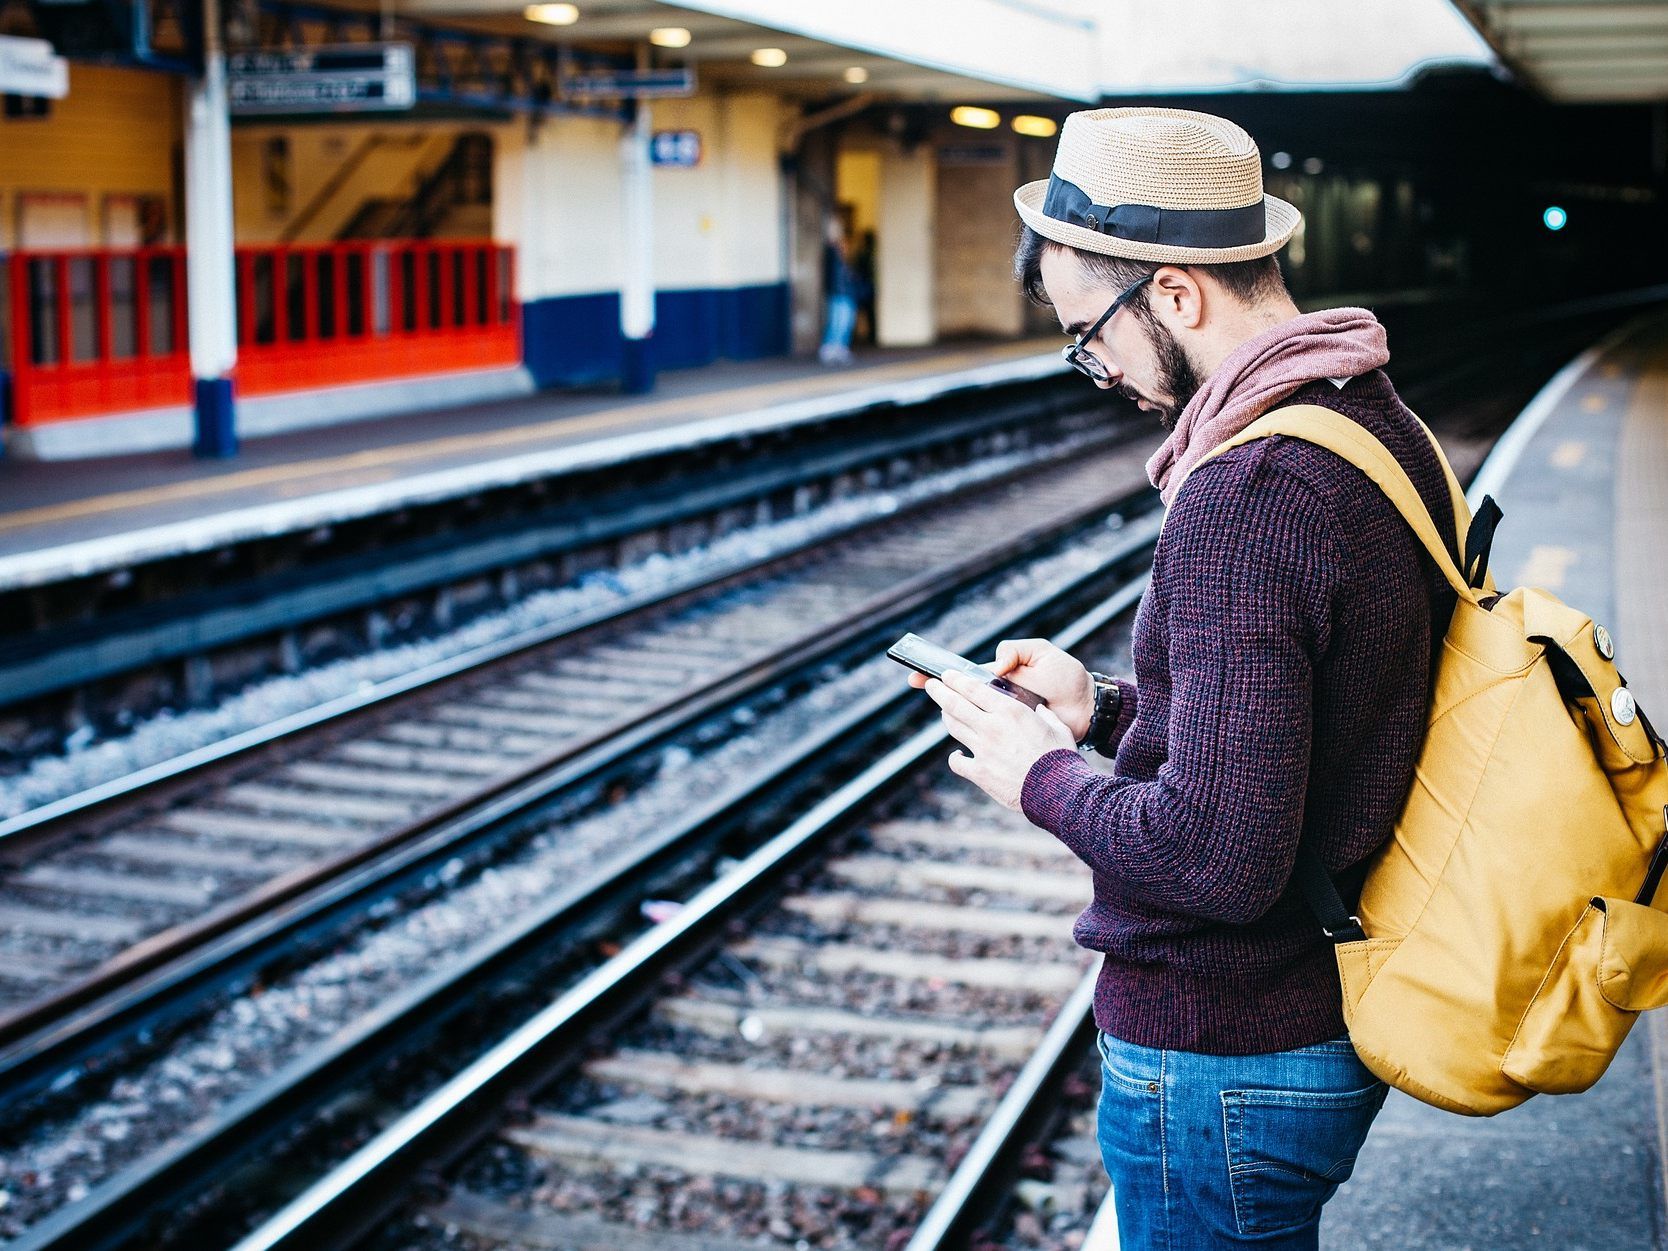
[1042, 173, 1265, 248]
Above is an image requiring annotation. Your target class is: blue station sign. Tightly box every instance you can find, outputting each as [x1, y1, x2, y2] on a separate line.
[650, 130, 702, 168]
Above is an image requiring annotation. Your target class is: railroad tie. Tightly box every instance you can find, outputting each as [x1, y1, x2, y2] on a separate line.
[504, 1114, 947, 1196]
[652, 996, 1043, 1058]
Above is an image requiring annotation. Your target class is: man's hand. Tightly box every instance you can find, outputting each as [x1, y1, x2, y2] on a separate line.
[905, 638, 1093, 740]
[992, 638, 1095, 742]
[922, 668, 1077, 812]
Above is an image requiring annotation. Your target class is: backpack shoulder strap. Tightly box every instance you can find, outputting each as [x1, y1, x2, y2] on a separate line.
[1187, 404, 1482, 605]
[1406, 409, 1475, 564]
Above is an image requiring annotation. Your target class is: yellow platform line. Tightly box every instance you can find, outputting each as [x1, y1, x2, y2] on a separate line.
[0, 342, 1052, 537]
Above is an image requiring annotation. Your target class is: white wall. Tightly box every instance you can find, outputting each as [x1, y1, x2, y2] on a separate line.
[496, 88, 786, 305]
[875, 142, 935, 346]
[497, 113, 626, 303]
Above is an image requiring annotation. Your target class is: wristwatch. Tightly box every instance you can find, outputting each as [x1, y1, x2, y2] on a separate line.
[1077, 672, 1123, 754]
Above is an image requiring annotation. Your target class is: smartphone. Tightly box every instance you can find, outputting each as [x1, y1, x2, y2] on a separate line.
[888, 632, 1047, 709]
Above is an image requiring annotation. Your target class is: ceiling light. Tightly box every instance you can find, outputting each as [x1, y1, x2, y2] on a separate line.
[950, 106, 1000, 130]
[844, 66, 868, 84]
[523, 3, 578, 25]
[649, 27, 690, 48]
[1011, 114, 1056, 137]
[751, 47, 787, 67]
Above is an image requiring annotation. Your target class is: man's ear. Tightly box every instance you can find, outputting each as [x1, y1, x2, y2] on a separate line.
[1150, 265, 1205, 330]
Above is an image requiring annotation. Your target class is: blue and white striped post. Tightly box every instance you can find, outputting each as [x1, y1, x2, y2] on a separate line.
[619, 93, 655, 394]
[184, 0, 239, 457]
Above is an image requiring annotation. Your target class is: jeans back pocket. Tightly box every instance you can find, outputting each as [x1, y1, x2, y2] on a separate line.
[1221, 1081, 1387, 1236]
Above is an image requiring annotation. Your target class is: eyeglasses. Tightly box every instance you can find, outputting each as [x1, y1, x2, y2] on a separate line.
[1061, 273, 1154, 384]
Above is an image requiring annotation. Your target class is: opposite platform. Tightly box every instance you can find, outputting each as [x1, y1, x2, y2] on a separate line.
[1324, 305, 1668, 1249]
[0, 337, 1063, 592]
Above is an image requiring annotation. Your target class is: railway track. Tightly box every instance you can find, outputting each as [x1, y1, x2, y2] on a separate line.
[0, 421, 1152, 1059]
[0, 433, 1161, 1250]
[221, 584, 1144, 1251]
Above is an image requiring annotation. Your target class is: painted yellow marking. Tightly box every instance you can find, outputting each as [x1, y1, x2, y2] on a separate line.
[1550, 440, 1588, 469]
[1515, 545, 1578, 591]
[1580, 392, 1608, 413]
[0, 341, 1055, 537]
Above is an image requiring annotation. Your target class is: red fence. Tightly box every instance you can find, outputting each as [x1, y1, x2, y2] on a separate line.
[2, 241, 519, 428]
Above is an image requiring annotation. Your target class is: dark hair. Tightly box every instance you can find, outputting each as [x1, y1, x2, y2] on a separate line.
[1013, 223, 1286, 317]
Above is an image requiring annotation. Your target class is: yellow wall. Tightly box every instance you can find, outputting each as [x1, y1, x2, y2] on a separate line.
[0, 63, 182, 250]
[230, 123, 492, 244]
[836, 149, 881, 239]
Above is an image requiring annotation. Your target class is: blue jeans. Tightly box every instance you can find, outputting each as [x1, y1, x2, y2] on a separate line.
[821, 292, 857, 351]
[1095, 1029, 1387, 1249]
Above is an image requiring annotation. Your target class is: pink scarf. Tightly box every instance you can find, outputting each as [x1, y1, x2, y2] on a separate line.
[1145, 307, 1390, 507]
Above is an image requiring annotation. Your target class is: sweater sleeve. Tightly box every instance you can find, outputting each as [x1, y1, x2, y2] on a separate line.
[1020, 445, 1345, 924]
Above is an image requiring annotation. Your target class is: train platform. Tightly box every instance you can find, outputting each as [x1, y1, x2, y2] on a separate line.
[0, 336, 1063, 592]
[1328, 306, 1668, 1247]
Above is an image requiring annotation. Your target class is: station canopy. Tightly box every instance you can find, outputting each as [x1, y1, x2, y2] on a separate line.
[397, 0, 1500, 105]
[398, 0, 1101, 102]
[1452, 1, 1668, 101]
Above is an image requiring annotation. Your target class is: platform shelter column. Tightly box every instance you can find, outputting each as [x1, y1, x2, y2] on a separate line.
[620, 96, 655, 394]
[183, 0, 239, 457]
[875, 143, 936, 347]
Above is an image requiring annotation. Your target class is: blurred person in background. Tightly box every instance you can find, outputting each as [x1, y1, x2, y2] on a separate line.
[819, 216, 858, 365]
[852, 228, 878, 345]
[912, 106, 1460, 1249]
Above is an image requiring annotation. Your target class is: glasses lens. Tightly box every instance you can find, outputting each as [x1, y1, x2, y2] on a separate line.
[1064, 343, 1107, 382]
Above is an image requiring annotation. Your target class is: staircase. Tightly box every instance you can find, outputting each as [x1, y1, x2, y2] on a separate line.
[338, 133, 494, 241]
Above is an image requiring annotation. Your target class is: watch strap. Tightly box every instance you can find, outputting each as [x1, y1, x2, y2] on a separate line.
[1078, 672, 1123, 754]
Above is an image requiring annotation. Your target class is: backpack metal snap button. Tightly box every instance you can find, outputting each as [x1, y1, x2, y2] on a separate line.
[1612, 687, 1637, 726]
[1594, 624, 1615, 659]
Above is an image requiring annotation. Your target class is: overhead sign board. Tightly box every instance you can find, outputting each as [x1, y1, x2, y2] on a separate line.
[564, 67, 695, 99]
[0, 35, 69, 99]
[228, 43, 416, 115]
[650, 130, 702, 168]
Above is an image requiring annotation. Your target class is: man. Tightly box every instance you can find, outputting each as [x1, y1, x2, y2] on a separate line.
[913, 107, 1460, 1247]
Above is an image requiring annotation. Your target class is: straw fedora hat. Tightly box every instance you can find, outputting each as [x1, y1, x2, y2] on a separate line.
[1014, 107, 1301, 265]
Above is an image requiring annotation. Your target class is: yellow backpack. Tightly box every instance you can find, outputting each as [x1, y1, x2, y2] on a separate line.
[1194, 403, 1668, 1116]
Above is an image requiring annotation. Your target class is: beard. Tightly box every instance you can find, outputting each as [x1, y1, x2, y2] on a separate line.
[1120, 315, 1201, 431]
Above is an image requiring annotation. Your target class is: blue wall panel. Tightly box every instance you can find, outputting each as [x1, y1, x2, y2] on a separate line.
[520, 282, 789, 389]
[521, 291, 624, 390]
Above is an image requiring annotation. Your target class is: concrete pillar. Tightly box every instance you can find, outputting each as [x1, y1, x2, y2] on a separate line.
[184, 0, 239, 456]
[619, 97, 655, 393]
[876, 143, 935, 347]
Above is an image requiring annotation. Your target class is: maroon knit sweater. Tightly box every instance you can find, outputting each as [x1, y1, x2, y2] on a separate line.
[1020, 369, 1459, 1055]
